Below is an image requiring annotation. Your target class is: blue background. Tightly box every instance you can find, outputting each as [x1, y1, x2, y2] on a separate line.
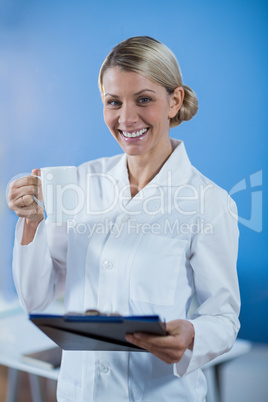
[0, 0, 267, 342]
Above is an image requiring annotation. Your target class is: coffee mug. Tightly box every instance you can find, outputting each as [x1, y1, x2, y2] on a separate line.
[33, 166, 78, 224]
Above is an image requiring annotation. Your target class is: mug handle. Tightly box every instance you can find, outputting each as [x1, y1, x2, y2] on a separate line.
[32, 175, 45, 210]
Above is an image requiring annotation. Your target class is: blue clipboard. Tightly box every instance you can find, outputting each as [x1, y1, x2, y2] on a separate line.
[29, 313, 166, 352]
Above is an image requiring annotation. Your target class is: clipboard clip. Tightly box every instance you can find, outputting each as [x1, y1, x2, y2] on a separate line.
[65, 309, 121, 317]
[85, 309, 122, 317]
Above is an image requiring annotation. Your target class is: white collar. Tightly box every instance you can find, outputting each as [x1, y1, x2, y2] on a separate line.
[107, 139, 193, 187]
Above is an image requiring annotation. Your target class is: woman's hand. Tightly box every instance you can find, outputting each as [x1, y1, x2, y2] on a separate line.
[8, 169, 44, 222]
[8, 169, 44, 244]
[125, 319, 195, 364]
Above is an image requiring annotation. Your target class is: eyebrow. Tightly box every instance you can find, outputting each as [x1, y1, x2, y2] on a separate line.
[104, 89, 156, 98]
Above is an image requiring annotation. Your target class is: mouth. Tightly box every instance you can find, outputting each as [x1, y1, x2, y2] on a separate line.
[118, 128, 149, 140]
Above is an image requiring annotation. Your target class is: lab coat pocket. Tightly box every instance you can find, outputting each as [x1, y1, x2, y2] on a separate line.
[129, 235, 188, 306]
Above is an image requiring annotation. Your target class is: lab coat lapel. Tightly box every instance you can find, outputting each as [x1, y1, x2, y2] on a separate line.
[106, 139, 193, 214]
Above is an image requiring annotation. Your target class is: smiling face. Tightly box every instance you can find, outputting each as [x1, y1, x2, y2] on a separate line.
[102, 67, 183, 159]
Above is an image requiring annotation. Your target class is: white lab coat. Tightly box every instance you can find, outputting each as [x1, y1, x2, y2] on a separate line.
[12, 139, 240, 402]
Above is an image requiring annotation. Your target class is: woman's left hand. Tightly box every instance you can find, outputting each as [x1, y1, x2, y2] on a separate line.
[125, 319, 195, 364]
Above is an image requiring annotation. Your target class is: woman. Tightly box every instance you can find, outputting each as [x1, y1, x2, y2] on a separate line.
[8, 36, 240, 401]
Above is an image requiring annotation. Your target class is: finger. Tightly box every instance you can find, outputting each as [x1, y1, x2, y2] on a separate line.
[127, 332, 176, 348]
[125, 334, 155, 353]
[21, 194, 35, 207]
[12, 197, 45, 219]
[10, 185, 41, 204]
[12, 195, 36, 211]
[125, 334, 166, 353]
[32, 168, 41, 177]
[125, 335, 183, 364]
[31, 170, 43, 202]
[166, 321, 181, 333]
[18, 184, 40, 198]
[9, 175, 41, 192]
[15, 204, 35, 217]
[166, 320, 195, 350]
[126, 331, 187, 354]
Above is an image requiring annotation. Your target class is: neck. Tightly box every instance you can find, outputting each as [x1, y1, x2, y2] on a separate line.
[127, 140, 173, 198]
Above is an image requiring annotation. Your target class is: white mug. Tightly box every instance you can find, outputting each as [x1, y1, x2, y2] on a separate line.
[33, 166, 78, 224]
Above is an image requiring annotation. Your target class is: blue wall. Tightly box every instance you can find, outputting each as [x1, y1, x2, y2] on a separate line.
[0, 0, 267, 342]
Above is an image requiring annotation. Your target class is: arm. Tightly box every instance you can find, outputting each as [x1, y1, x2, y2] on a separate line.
[9, 170, 67, 312]
[179, 199, 240, 375]
[12, 218, 67, 312]
[126, 197, 240, 376]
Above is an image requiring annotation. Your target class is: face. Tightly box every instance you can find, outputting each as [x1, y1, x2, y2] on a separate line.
[102, 67, 183, 158]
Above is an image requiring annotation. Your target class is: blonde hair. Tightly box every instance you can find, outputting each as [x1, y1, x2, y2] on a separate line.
[98, 36, 198, 127]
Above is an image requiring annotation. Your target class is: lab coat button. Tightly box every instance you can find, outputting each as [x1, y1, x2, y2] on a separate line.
[102, 260, 113, 270]
[98, 362, 110, 374]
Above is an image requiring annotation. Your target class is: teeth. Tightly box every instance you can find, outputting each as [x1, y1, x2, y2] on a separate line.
[122, 128, 147, 138]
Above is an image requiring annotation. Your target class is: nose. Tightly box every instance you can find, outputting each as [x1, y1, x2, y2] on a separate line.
[118, 103, 139, 127]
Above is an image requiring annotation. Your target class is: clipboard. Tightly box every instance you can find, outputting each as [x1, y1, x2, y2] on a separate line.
[30, 314, 166, 352]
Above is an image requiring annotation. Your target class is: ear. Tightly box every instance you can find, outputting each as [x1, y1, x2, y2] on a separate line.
[168, 87, 184, 119]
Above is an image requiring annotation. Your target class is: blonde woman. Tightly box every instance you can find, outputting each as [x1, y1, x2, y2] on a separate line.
[9, 36, 240, 401]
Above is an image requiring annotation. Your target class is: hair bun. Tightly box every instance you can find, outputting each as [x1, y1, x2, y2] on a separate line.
[170, 85, 198, 128]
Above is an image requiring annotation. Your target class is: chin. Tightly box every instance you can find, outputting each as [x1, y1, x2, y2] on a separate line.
[121, 144, 149, 157]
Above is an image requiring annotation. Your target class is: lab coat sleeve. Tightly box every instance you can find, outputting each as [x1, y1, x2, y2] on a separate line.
[12, 218, 67, 313]
[174, 197, 240, 377]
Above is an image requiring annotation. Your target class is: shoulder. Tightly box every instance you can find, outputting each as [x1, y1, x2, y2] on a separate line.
[189, 166, 237, 221]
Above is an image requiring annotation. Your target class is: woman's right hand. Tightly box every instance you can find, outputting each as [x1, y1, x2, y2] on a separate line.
[8, 169, 44, 224]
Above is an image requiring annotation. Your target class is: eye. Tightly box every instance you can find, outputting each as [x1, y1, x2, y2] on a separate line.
[106, 99, 122, 107]
[138, 97, 152, 104]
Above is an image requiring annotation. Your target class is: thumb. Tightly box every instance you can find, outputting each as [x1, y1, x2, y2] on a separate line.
[31, 168, 41, 177]
[166, 320, 181, 333]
